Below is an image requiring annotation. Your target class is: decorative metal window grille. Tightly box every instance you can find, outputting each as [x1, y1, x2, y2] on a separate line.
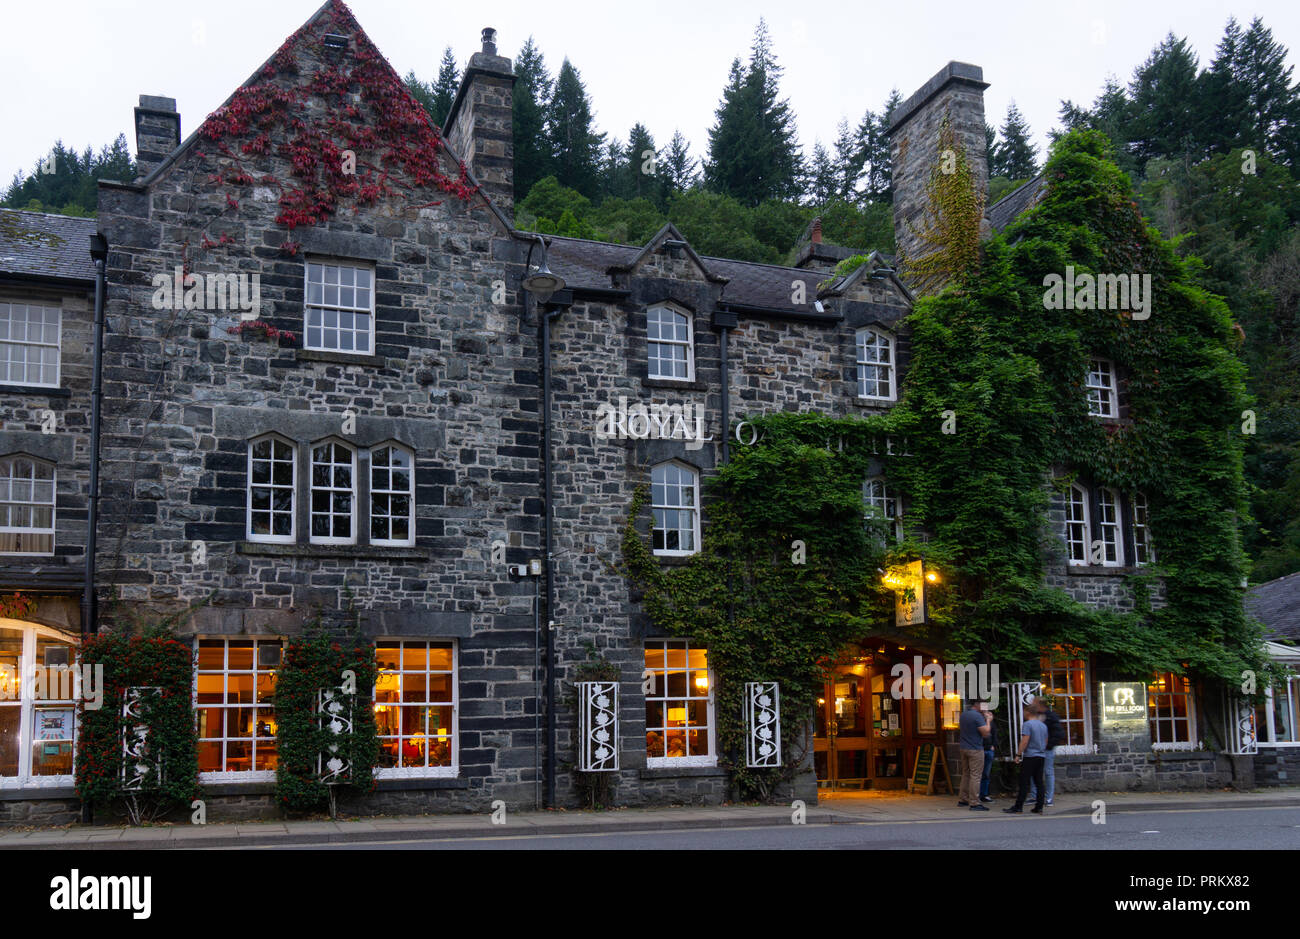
[578, 681, 618, 772]
[646, 306, 692, 380]
[1086, 358, 1117, 417]
[0, 302, 60, 387]
[745, 682, 781, 768]
[304, 261, 374, 354]
[121, 687, 164, 791]
[856, 328, 894, 400]
[317, 686, 354, 784]
[1225, 694, 1257, 754]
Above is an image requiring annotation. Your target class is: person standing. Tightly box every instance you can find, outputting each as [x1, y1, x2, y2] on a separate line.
[1003, 705, 1047, 814]
[1028, 696, 1063, 806]
[957, 700, 990, 811]
[978, 705, 998, 803]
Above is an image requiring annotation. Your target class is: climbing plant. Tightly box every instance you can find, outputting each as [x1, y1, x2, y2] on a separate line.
[902, 113, 986, 295]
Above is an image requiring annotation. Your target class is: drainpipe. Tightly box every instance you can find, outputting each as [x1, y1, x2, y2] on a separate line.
[719, 326, 730, 464]
[540, 301, 564, 809]
[84, 233, 108, 639]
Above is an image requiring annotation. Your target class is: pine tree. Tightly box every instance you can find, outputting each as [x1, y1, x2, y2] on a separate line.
[600, 139, 626, 201]
[808, 141, 838, 206]
[993, 102, 1038, 180]
[513, 37, 554, 200]
[1202, 17, 1300, 167]
[623, 123, 658, 202]
[705, 20, 804, 206]
[546, 58, 605, 199]
[1126, 34, 1203, 172]
[403, 72, 437, 123]
[662, 130, 698, 196]
[985, 123, 998, 171]
[430, 47, 459, 128]
[832, 119, 863, 201]
[858, 89, 901, 203]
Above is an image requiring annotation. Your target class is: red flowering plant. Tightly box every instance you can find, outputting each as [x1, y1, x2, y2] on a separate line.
[227, 320, 298, 344]
[75, 629, 200, 825]
[0, 592, 36, 620]
[274, 620, 380, 816]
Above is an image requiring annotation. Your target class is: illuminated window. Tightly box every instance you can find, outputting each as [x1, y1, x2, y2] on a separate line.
[644, 640, 714, 766]
[374, 641, 457, 777]
[1262, 678, 1299, 744]
[247, 436, 295, 543]
[856, 328, 895, 401]
[863, 476, 903, 544]
[1065, 484, 1089, 566]
[1097, 487, 1124, 567]
[0, 624, 78, 788]
[310, 441, 356, 544]
[304, 261, 374, 355]
[651, 462, 699, 556]
[1040, 648, 1091, 749]
[195, 639, 281, 778]
[1086, 358, 1117, 418]
[1148, 673, 1196, 749]
[647, 305, 693, 380]
[370, 444, 414, 546]
[1132, 492, 1153, 565]
[0, 302, 60, 387]
[0, 455, 55, 555]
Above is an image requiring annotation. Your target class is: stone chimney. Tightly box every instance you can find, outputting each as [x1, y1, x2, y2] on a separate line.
[134, 95, 181, 180]
[443, 28, 516, 222]
[885, 62, 989, 267]
[811, 217, 823, 245]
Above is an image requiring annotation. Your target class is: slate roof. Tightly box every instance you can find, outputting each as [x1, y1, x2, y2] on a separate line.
[987, 173, 1047, 233]
[544, 234, 840, 316]
[1246, 571, 1300, 644]
[0, 209, 97, 284]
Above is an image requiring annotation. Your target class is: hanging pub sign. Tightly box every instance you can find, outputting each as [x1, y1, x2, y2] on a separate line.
[1100, 682, 1149, 730]
[744, 682, 781, 768]
[578, 681, 619, 772]
[885, 560, 927, 627]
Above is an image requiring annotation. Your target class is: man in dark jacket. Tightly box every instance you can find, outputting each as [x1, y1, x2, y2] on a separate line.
[1028, 696, 1064, 805]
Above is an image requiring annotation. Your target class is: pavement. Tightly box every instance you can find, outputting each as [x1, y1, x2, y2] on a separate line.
[2, 787, 1297, 850]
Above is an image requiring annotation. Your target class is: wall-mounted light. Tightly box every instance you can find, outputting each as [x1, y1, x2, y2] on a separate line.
[522, 234, 566, 304]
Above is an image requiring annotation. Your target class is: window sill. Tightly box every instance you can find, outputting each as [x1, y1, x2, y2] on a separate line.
[296, 349, 385, 368]
[1150, 749, 1214, 761]
[238, 541, 430, 560]
[1064, 564, 1152, 576]
[0, 783, 78, 800]
[853, 396, 896, 408]
[0, 385, 71, 397]
[642, 377, 706, 392]
[640, 764, 725, 778]
[653, 552, 697, 567]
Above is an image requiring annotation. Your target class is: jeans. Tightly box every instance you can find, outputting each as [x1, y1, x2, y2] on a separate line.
[979, 748, 994, 799]
[1027, 748, 1055, 802]
[1013, 756, 1046, 810]
[958, 749, 983, 803]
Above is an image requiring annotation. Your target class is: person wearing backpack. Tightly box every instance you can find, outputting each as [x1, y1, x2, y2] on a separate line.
[1028, 696, 1065, 806]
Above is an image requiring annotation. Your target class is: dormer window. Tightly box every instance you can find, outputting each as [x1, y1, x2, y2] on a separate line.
[1085, 359, 1117, 418]
[304, 261, 374, 356]
[647, 305, 693, 381]
[856, 328, 895, 401]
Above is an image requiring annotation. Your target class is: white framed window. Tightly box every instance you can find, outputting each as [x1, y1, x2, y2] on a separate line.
[195, 638, 282, 781]
[0, 455, 55, 556]
[1148, 673, 1196, 749]
[645, 640, 715, 767]
[1097, 487, 1124, 567]
[310, 440, 356, 545]
[651, 461, 700, 556]
[1065, 484, 1089, 566]
[370, 444, 414, 546]
[247, 435, 296, 543]
[304, 261, 375, 355]
[0, 623, 79, 789]
[0, 302, 60, 387]
[646, 305, 693, 381]
[856, 328, 895, 401]
[1040, 648, 1092, 751]
[1086, 358, 1118, 418]
[374, 641, 458, 778]
[1261, 678, 1299, 745]
[863, 476, 903, 543]
[1131, 492, 1153, 566]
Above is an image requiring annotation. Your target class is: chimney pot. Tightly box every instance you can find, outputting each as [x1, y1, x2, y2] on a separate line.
[481, 27, 497, 55]
[811, 218, 823, 245]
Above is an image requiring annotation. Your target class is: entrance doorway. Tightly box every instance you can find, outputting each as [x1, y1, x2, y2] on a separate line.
[813, 644, 949, 790]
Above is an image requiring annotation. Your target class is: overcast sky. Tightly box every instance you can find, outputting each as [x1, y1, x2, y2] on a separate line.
[3, 0, 1299, 187]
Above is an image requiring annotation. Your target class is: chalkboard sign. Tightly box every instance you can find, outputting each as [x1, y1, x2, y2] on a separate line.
[909, 741, 952, 794]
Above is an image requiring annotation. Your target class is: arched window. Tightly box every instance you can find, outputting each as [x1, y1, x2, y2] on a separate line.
[0, 455, 55, 555]
[856, 328, 895, 401]
[370, 444, 415, 546]
[1131, 492, 1153, 566]
[651, 462, 700, 555]
[863, 476, 902, 544]
[647, 305, 693, 381]
[310, 440, 357, 545]
[247, 436, 296, 543]
[1065, 484, 1089, 566]
[1097, 487, 1124, 567]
